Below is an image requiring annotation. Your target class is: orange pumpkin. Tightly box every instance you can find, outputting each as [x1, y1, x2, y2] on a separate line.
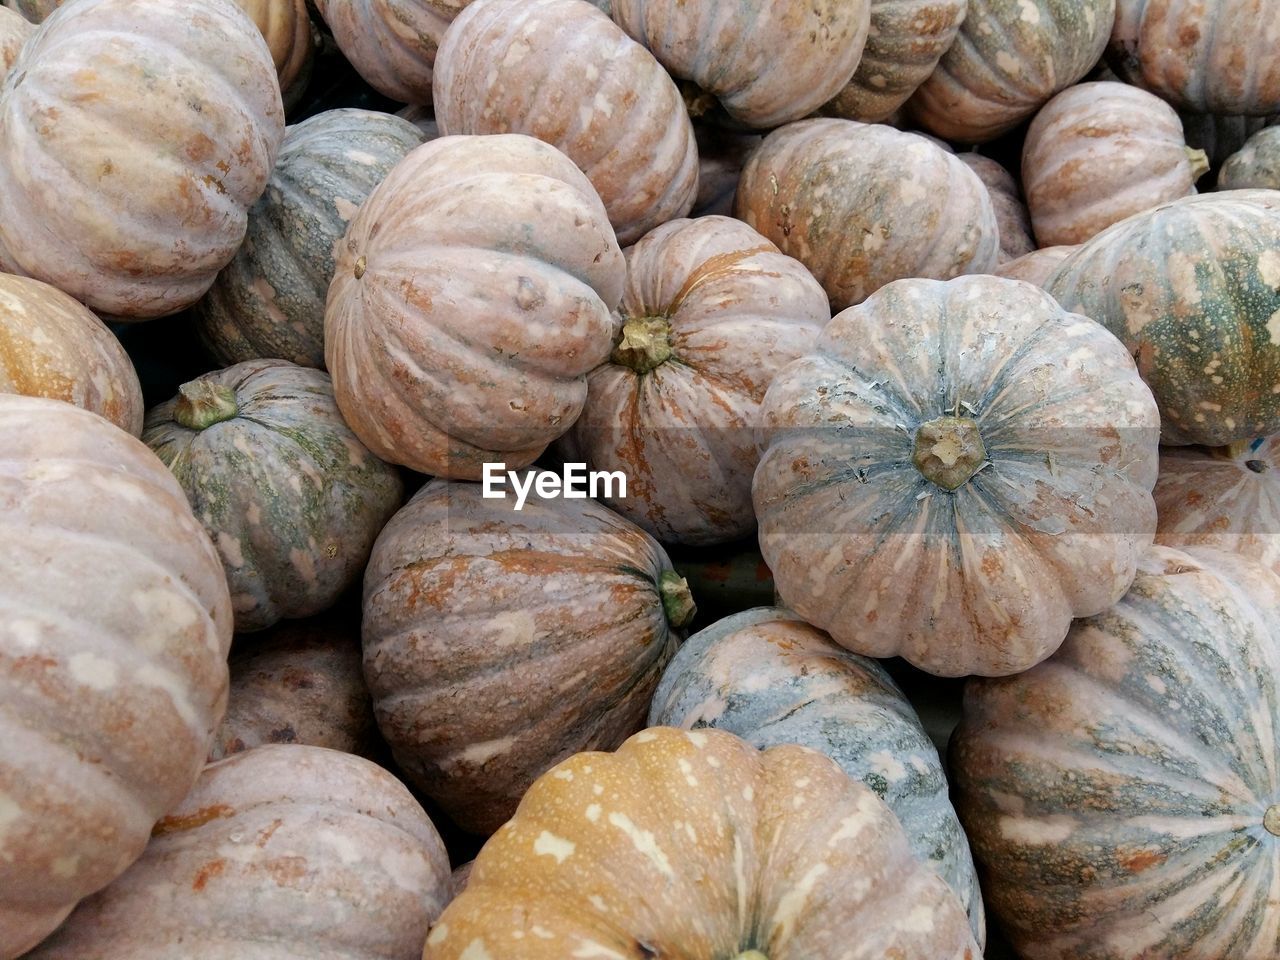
[236, 0, 314, 112]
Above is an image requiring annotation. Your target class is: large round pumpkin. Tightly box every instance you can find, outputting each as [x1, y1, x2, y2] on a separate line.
[0, 0, 284, 318]
[433, 0, 698, 245]
[754, 274, 1161, 677]
[25, 745, 453, 958]
[1046, 190, 1280, 447]
[953, 545, 1280, 960]
[237, 0, 313, 111]
[363, 475, 695, 834]
[0, 395, 232, 958]
[957, 153, 1035, 263]
[0, 5, 30, 79]
[559, 215, 829, 546]
[195, 109, 426, 369]
[324, 134, 624, 480]
[1220, 127, 1280, 190]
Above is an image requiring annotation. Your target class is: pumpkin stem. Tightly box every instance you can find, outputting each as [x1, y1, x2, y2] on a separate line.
[659, 570, 696, 629]
[912, 416, 987, 491]
[174, 380, 239, 430]
[612, 316, 673, 374]
[1185, 147, 1210, 182]
[680, 80, 718, 120]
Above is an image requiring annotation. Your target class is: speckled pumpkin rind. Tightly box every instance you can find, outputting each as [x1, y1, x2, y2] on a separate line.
[736, 119, 999, 311]
[433, 0, 698, 245]
[236, 0, 313, 112]
[1047, 190, 1280, 447]
[25, 746, 452, 958]
[0, 0, 284, 318]
[907, 0, 1116, 143]
[559, 216, 828, 546]
[754, 275, 1161, 678]
[324, 134, 624, 480]
[0, 6, 31, 79]
[1221, 127, 1280, 190]
[423, 727, 980, 960]
[993, 245, 1078, 288]
[144, 359, 404, 633]
[0, 273, 143, 435]
[195, 110, 426, 369]
[363, 477, 687, 835]
[650, 607, 985, 943]
[0, 396, 232, 959]
[953, 545, 1280, 960]
[956, 153, 1034, 263]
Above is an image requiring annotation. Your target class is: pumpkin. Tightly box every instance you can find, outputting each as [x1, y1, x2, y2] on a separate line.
[690, 125, 760, 218]
[736, 119, 999, 311]
[26, 745, 452, 958]
[0, 0, 58, 20]
[907, 0, 1116, 143]
[324, 134, 624, 480]
[993, 245, 1078, 287]
[236, 0, 314, 113]
[0, 273, 144, 435]
[957, 153, 1035, 263]
[1109, 0, 1280, 115]
[1180, 112, 1277, 166]
[650, 607, 986, 943]
[1023, 82, 1208, 247]
[754, 274, 1161, 677]
[423, 727, 980, 960]
[194, 109, 426, 369]
[558, 215, 829, 546]
[363, 475, 695, 834]
[611, 0, 871, 129]
[433, 0, 698, 245]
[1046, 190, 1280, 447]
[1220, 127, 1280, 190]
[0, 5, 30, 78]
[953, 545, 1280, 960]
[0, 0, 284, 319]
[0, 395, 231, 958]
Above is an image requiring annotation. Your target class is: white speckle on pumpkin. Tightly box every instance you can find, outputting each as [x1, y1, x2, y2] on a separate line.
[68, 652, 120, 690]
[607, 812, 674, 877]
[868, 750, 908, 783]
[553, 769, 574, 781]
[8, 619, 41, 648]
[743, 785, 754, 802]
[677, 759, 698, 786]
[51, 854, 80, 878]
[427, 924, 449, 946]
[289, 547, 317, 583]
[770, 862, 829, 935]
[898, 179, 927, 204]
[585, 804, 601, 823]
[533, 831, 576, 864]
[459, 939, 493, 960]
[1168, 252, 1202, 307]
[531, 926, 554, 939]
[685, 731, 708, 748]
[135, 662, 199, 727]
[1267, 308, 1280, 345]
[318, 829, 362, 864]
[452, 736, 516, 768]
[634, 731, 658, 743]
[217, 532, 245, 569]
[592, 784, 604, 796]
[998, 814, 1077, 843]
[903, 904, 936, 932]
[334, 197, 360, 222]
[588, 894, 608, 911]
[1146, 674, 1167, 695]
[487, 610, 536, 648]
[572, 942, 626, 959]
[1259, 249, 1280, 288]
[1016, 0, 1040, 23]
[246, 501, 262, 525]
[0, 793, 24, 841]
[995, 51, 1021, 74]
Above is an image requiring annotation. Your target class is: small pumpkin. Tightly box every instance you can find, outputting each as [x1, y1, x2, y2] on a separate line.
[1220, 127, 1280, 190]
[957, 153, 1035, 263]
[236, 0, 314, 112]
[993, 245, 1078, 287]
[0, 5, 31, 78]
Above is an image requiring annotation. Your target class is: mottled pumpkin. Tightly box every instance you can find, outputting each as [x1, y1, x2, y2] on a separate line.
[144, 360, 403, 633]
[1221, 127, 1280, 190]
[650, 607, 986, 943]
[691, 126, 760, 218]
[0, 395, 231, 959]
[423, 727, 980, 960]
[993, 245, 1078, 287]
[0, 0, 284, 318]
[363, 476, 695, 834]
[433, 0, 698, 245]
[957, 153, 1035, 263]
[1181, 112, 1277, 166]
[236, 0, 313, 111]
[754, 275, 1161, 677]
[195, 109, 426, 368]
[0, 5, 30, 79]
[736, 119, 999, 311]
[0, 273, 143, 435]
[954, 545, 1280, 960]
[26, 746, 452, 958]
[559, 216, 828, 545]
[324, 134, 624, 480]
[1047, 190, 1280, 446]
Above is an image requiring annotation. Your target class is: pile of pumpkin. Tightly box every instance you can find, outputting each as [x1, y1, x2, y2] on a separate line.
[2, 0, 1280, 956]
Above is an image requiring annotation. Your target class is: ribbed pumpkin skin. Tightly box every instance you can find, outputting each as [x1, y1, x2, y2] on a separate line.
[324, 134, 624, 480]
[0, 6, 30, 79]
[611, 0, 871, 128]
[1046, 190, 1280, 447]
[560, 216, 829, 546]
[434, 0, 698, 245]
[953, 546, 1280, 960]
[26, 746, 452, 959]
[424, 728, 980, 960]
[144, 360, 403, 633]
[0, 0, 284, 318]
[1221, 127, 1280, 190]
[754, 275, 1161, 677]
[195, 110, 426, 369]
[736, 119, 999, 311]
[992, 244, 1077, 287]
[236, 0, 313, 111]
[0, 273, 143, 435]
[957, 153, 1034, 263]
[908, 0, 1116, 143]
[650, 607, 986, 944]
[0, 396, 232, 959]
[363, 478, 688, 834]
[1181, 112, 1276, 166]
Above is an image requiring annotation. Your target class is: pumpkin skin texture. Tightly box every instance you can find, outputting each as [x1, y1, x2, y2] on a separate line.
[324, 134, 624, 480]
[26, 745, 452, 959]
[0, 0, 285, 319]
[1023, 82, 1208, 247]
[236, 0, 314, 112]
[433, 0, 698, 246]
[736, 119, 999, 311]
[362, 476, 694, 835]
[953, 546, 1280, 960]
[754, 275, 1161, 678]
[423, 727, 981, 960]
[1046, 190, 1280, 447]
[0, 395, 232, 959]
[559, 216, 829, 546]
[907, 0, 1116, 143]
[0, 273, 143, 435]
[0, 5, 30, 79]
[195, 109, 426, 369]
[1221, 127, 1280, 190]
[649, 607, 986, 944]
[957, 153, 1035, 263]
[992, 244, 1078, 287]
[143, 359, 404, 633]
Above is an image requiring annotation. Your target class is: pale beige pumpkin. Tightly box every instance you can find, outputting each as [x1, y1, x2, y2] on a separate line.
[993, 245, 1078, 288]
[0, 5, 30, 79]
[957, 153, 1034, 263]
[1220, 127, 1280, 190]
[236, 0, 314, 111]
